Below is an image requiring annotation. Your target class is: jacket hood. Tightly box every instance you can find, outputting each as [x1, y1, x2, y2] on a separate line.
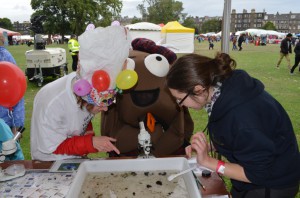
[210, 70, 264, 122]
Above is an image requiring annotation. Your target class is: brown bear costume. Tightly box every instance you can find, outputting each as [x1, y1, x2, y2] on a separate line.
[101, 38, 194, 157]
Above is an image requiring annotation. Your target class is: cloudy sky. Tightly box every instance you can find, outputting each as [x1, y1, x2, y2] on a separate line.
[0, 0, 298, 22]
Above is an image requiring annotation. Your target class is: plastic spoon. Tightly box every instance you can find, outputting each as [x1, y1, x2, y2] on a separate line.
[167, 166, 197, 181]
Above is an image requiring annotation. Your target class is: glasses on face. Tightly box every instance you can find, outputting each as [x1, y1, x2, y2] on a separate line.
[176, 92, 190, 105]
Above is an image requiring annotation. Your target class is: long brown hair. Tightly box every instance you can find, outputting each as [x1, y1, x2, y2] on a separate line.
[166, 53, 236, 95]
[76, 95, 94, 112]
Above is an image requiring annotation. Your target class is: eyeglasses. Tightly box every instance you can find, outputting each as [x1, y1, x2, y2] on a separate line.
[176, 92, 190, 105]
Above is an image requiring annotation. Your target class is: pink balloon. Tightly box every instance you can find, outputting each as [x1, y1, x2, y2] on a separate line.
[73, 79, 92, 96]
[111, 20, 120, 26]
[85, 23, 95, 31]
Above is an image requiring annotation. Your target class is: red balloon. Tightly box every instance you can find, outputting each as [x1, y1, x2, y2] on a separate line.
[0, 61, 27, 108]
[91, 70, 110, 92]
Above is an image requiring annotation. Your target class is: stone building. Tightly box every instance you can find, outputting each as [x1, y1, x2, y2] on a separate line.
[265, 12, 300, 33]
[192, 9, 300, 34]
[230, 9, 266, 32]
[13, 21, 31, 35]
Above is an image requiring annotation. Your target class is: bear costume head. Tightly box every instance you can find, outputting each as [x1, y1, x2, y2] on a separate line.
[101, 38, 194, 157]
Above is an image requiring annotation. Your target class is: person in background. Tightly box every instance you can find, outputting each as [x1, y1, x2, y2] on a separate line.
[30, 25, 132, 161]
[197, 36, 202, 43]
[295, 38, 299, 45]
[166, 53, 299, 198]
[245, 34, 249, 44]
[238, 34, 245, 51]
[290, 39, 300, 74]
[68, 34, 80, 71]
[209, 40, 214, 50]
[276, 33, 292, 69]
[232, 36, 238, 50]
[0, 33, 25, 136]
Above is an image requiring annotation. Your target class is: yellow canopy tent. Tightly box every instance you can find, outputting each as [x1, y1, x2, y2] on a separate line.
[161, 21, 195, 33]
[160, 21, 195, 53]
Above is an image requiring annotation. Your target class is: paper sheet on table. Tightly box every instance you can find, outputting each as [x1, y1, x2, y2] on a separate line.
[187, 157, 214, 175]
[0, 170, 75, 197]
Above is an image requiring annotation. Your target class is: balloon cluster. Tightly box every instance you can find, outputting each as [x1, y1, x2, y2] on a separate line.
[0, 62, 27, 108]
[73, 67, 138, 96]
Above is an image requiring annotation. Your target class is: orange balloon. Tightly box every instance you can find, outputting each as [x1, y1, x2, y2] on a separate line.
[0, 61, 27, 108]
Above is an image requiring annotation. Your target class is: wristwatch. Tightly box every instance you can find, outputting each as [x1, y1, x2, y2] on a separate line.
[216, 160, 225, 174]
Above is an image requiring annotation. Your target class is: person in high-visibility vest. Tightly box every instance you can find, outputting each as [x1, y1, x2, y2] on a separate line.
[68, 34, 80, 71]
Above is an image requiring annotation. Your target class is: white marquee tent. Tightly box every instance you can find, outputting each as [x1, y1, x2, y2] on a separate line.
[125, 22, 162, 43]
[245, 29, 285, 38]
[13, 35, 33, 40]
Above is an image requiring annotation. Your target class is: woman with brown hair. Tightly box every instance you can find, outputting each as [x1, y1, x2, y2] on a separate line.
[166, 53, 299, 198]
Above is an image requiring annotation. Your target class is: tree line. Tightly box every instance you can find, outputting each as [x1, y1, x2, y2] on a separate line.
[1, 0, 277, 39]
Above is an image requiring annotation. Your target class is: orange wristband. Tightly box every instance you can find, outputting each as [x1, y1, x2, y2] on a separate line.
[216, 160, 225, 174]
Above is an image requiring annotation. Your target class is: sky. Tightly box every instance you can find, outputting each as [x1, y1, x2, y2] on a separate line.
[0, 0, 298, 23]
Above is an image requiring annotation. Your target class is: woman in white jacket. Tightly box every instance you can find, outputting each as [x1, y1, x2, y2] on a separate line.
[31, 25, 134, 161]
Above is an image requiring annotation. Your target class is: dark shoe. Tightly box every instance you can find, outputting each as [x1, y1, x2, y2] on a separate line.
[290, 69, 294, 75]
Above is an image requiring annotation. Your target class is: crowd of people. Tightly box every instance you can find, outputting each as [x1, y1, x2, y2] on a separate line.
[198, 32, 300, 74]
[1, 26, 299, 198]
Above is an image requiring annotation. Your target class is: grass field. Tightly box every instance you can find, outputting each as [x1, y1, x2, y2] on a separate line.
[6, 41, 300, 196]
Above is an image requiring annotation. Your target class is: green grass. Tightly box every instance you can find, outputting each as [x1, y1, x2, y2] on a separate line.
[7, 41, 300, 196]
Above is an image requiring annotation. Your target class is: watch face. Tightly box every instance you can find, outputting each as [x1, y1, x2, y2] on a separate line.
[218, 165, 225, 174]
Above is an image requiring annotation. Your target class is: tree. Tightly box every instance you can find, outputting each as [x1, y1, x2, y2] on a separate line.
[182, 16, 198, 34]
[182, 17, 196, 28]
[137, 4, 148, 21]
[30, 0, 123, 42]
[262, 21, 276, 30]
[0, 18, 13, 30]
[201, 19, 222, 33]
[138, 0, 184, 24]
[131, 17, 143, 24]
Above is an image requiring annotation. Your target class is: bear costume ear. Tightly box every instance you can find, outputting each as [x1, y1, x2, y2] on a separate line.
[131, 38, 177, 65]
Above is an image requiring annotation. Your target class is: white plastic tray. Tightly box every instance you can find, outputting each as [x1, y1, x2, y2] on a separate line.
[67, 157, 201, 198]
